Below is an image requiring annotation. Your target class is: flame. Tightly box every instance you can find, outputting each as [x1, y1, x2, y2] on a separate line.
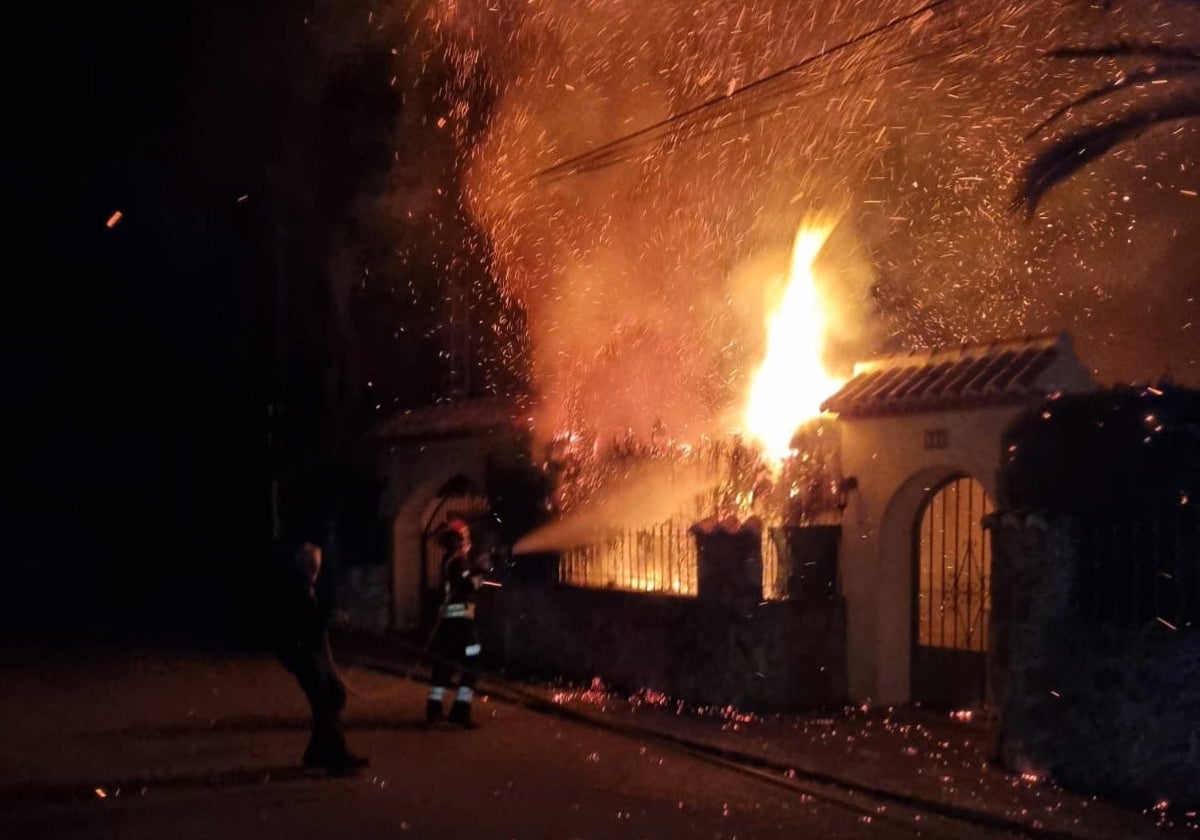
[743, 224, 844, 462]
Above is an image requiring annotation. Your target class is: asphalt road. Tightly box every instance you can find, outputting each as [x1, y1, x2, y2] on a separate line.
[0, 644, 1036, 840]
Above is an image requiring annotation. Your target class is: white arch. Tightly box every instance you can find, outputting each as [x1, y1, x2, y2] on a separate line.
[871, 464, 969, 701]
[836, 406, 1016, 702]
[389, 447, 491, 633]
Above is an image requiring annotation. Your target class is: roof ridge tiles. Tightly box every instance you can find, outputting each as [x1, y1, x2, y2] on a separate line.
[820, 332, 1084, 418]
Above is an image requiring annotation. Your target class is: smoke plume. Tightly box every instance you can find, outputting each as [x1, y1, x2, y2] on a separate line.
[370, 0, 1198, 444]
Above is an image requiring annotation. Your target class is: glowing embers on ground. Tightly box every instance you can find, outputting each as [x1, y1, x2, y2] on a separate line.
[743, 224, 845, 463]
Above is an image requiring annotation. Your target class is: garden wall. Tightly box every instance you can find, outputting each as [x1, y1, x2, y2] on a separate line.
[476, 582, 847, 712]
[990, 385, 1199, 808]
[989, 513, 1199, 808]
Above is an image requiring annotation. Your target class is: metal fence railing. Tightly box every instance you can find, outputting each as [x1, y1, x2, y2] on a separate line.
[558, 517, 786, 600]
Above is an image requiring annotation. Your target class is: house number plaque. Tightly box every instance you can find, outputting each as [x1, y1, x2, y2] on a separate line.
[924, 428, 949, 450]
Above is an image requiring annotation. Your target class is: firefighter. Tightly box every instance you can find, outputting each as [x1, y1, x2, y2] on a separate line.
[426, 519, 490, 728]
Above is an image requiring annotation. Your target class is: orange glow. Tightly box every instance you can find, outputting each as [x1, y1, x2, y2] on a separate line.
[743, 224, 844, 462]
[105, 210, 123, 228]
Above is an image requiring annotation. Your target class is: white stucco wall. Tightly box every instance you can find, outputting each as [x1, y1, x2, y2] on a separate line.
[836, 405, 1021, 704]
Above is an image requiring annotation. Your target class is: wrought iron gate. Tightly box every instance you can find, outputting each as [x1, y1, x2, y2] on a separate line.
[912, 476, 994, 708]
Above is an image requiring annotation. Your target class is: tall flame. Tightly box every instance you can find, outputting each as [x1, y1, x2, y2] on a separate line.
[743, 224, 844, 462]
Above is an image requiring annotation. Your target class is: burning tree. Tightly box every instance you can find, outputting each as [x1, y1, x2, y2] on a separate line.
[507, 220, 849, 598]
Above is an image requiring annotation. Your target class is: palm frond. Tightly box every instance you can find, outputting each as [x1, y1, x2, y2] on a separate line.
[1013, 90, 1200, 217]
[1046, 42, 1200, 63]
[1025, 65, 1200, 139]
[1014, 14, 1200, 217]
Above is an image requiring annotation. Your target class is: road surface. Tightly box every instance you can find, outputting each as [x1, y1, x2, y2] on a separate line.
[0, 643, 1048, 840]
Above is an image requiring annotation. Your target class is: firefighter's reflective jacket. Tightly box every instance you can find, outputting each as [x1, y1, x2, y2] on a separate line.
[429, 551, 490, 664]
[438, 553, 486, 619]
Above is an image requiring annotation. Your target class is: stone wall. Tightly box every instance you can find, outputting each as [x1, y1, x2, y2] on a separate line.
[475, 582, 847, 712]
[333, 564, 391, 632]
[989, 513, 1200, 809]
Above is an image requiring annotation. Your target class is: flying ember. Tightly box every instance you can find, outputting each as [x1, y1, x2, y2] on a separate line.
[743, 223, 844, 462]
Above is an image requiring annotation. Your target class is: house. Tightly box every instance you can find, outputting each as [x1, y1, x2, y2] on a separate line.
[361, 331, 1097, 707]
[364, 332, 1098, 702]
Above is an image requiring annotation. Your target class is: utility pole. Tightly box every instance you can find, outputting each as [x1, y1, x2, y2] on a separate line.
[269, 223, 287, 544]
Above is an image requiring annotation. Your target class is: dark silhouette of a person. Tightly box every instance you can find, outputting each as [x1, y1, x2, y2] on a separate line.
[272, 540, 368, 775]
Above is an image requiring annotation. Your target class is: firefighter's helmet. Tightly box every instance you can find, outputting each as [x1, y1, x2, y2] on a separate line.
[294, 541, 322, 583]
[439, 519, 471, 552]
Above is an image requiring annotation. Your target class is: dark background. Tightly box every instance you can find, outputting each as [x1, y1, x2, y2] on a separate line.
[4, 4, 457, 643]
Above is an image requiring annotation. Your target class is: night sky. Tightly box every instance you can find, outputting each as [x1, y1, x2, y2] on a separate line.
[11, 5, 310, 636]
[8, 3, 496, 638]
[8, 1, 1198, 637]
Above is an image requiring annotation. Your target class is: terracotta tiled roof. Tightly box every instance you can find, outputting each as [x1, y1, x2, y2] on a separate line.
[371, 395, 527, 439]
[820, 332, 1094, 418]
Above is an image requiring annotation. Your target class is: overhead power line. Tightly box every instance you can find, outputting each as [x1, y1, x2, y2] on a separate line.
[531, 0, 968, 184]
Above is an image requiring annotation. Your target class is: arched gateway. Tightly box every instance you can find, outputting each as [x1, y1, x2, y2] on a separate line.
[373, 397, 521, 634]
[820, 333, 1094, 707]
[912, 475, 994, 708]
